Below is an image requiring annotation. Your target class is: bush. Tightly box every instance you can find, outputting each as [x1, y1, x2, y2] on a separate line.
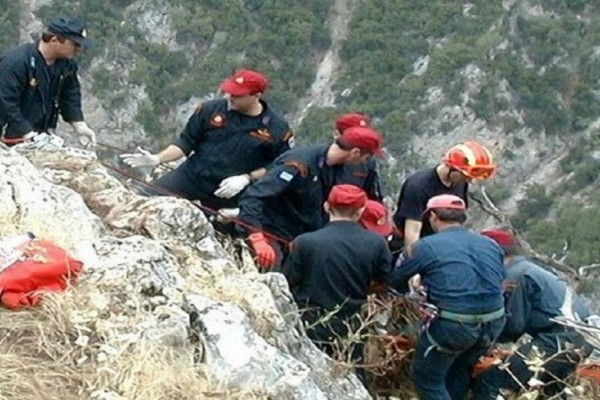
[511, 184, 554, 231]
[526, 201, 600, 267]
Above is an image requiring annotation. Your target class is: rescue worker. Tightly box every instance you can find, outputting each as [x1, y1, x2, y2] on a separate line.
[0, 16, 96, 146]
[359, 200, 399, 296]
[213, 113, 384, 226]
[472, 229, 592, 399]
[391, 195, 505, 400]
[392, 141, 495, 254]
[359, 200, 405, 263]
[332, 113, 383, 201]
[238, 126, 384, 269]
[120, 69, 294, 211]
[359, 200, 393, 238]
[282, 184, 393, 382]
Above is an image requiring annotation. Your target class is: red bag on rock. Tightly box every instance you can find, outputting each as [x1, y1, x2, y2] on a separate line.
[0, 239, 83, 309]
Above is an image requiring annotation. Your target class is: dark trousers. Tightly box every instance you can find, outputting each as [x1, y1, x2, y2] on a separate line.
[472, 330, 592, 399]
[411, 316, 505, 400]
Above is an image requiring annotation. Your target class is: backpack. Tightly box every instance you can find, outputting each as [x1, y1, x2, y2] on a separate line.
[0, 239, 83, 309]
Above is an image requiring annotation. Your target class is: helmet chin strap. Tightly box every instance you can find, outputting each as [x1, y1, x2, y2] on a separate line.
[441, 165, 459, 187]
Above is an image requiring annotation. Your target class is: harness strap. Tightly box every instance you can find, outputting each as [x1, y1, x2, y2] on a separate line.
[424, 327, 461, 356]
[439, 308, 505, 324]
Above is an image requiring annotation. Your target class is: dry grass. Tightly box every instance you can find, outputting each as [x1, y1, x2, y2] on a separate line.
[306, 294, 422, 398]
[0, 173, 268, 399]
[0, 283, 267, 400]
[361, 295, 421, 398]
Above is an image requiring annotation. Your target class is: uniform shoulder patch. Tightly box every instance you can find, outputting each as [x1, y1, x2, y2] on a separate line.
[250, 129, 274, 143]
[210, 113, 226, 128]
[283, 160, 308, 178]
[279, 170, 294, 182]
[283, 131, 295, 148]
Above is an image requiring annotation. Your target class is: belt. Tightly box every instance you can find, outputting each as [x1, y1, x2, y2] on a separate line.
[439, 308, 505, 324]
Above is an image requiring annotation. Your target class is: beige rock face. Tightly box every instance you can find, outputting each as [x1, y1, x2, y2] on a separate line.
[0, 144, 371, 400]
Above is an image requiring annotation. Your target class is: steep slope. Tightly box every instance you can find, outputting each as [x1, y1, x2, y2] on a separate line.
[291, 0, 356, 126]
[0, 144, 370, 400]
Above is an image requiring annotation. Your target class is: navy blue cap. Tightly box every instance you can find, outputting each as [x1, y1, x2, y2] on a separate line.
[47, 17, 95, 48]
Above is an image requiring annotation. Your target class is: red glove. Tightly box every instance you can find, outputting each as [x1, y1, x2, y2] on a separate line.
[248, 233, 276, 269]
[472, 348, 512, 378]
[390, 334, 414, 352]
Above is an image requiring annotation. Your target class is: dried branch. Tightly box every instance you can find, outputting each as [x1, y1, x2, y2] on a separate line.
[469, 186, 508, 224]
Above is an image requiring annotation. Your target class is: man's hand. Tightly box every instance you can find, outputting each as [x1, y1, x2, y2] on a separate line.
[23, 131, 39, 140]
[216, 208, 240, 222]
[70, 121, 96, 147]
[409, 274, 422, 291]
[502, 279, 518, 292]
[120, 147, 161, 168]
[214, 174, 251, 198]
[248, 232, 276, 269]
[32, 132, 64, 147]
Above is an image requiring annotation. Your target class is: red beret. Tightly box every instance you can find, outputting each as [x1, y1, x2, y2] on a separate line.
[340, 126, 384, 156]
[481, 229, 518, 247]
[328, 184, 367, 210]
[335, 113, 370, 133]
[360, 200, 393, 236]
[220, 69, 268, 96]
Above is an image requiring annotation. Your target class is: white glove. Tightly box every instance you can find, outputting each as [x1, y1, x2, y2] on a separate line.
[70, 121, 97, 147]
[214, 174, 251, 198]
[26, 132, 64, 148]
[216, 208, 240, 222]
[119, 147, 161, 168]
[23, 131, 39, 140]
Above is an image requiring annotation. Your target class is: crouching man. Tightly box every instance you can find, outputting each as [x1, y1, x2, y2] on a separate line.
[281, 184, 393, 382]
[391, 195, 506, 400]
[472, 229, 592, 399]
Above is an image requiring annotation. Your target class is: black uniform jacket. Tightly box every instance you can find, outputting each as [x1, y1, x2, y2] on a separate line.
[167, 98, 293, 207]
[0, 42, 83, 138]
[238, 143, 335, 241]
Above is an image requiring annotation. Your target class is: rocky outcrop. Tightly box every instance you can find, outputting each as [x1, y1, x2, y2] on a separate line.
[0, 144, 371, 400]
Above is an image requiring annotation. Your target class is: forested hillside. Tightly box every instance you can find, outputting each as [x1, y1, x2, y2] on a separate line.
[2, 0, 599, 270]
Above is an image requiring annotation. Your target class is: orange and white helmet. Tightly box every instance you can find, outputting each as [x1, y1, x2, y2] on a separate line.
[443, 141, 496, 180]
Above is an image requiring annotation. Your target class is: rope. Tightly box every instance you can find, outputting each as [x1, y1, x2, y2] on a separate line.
[95, 141, 291, 246]
[0, 137, 27, 145]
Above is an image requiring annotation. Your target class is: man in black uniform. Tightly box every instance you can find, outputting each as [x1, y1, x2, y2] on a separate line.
[282, 184, 392, 381]
[120, 69, 294, 211]
[0, 16, 96, 146]
[393, 141, 495, 253]
[332, 113, 383, 201]
[238, 126, 384, 269]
